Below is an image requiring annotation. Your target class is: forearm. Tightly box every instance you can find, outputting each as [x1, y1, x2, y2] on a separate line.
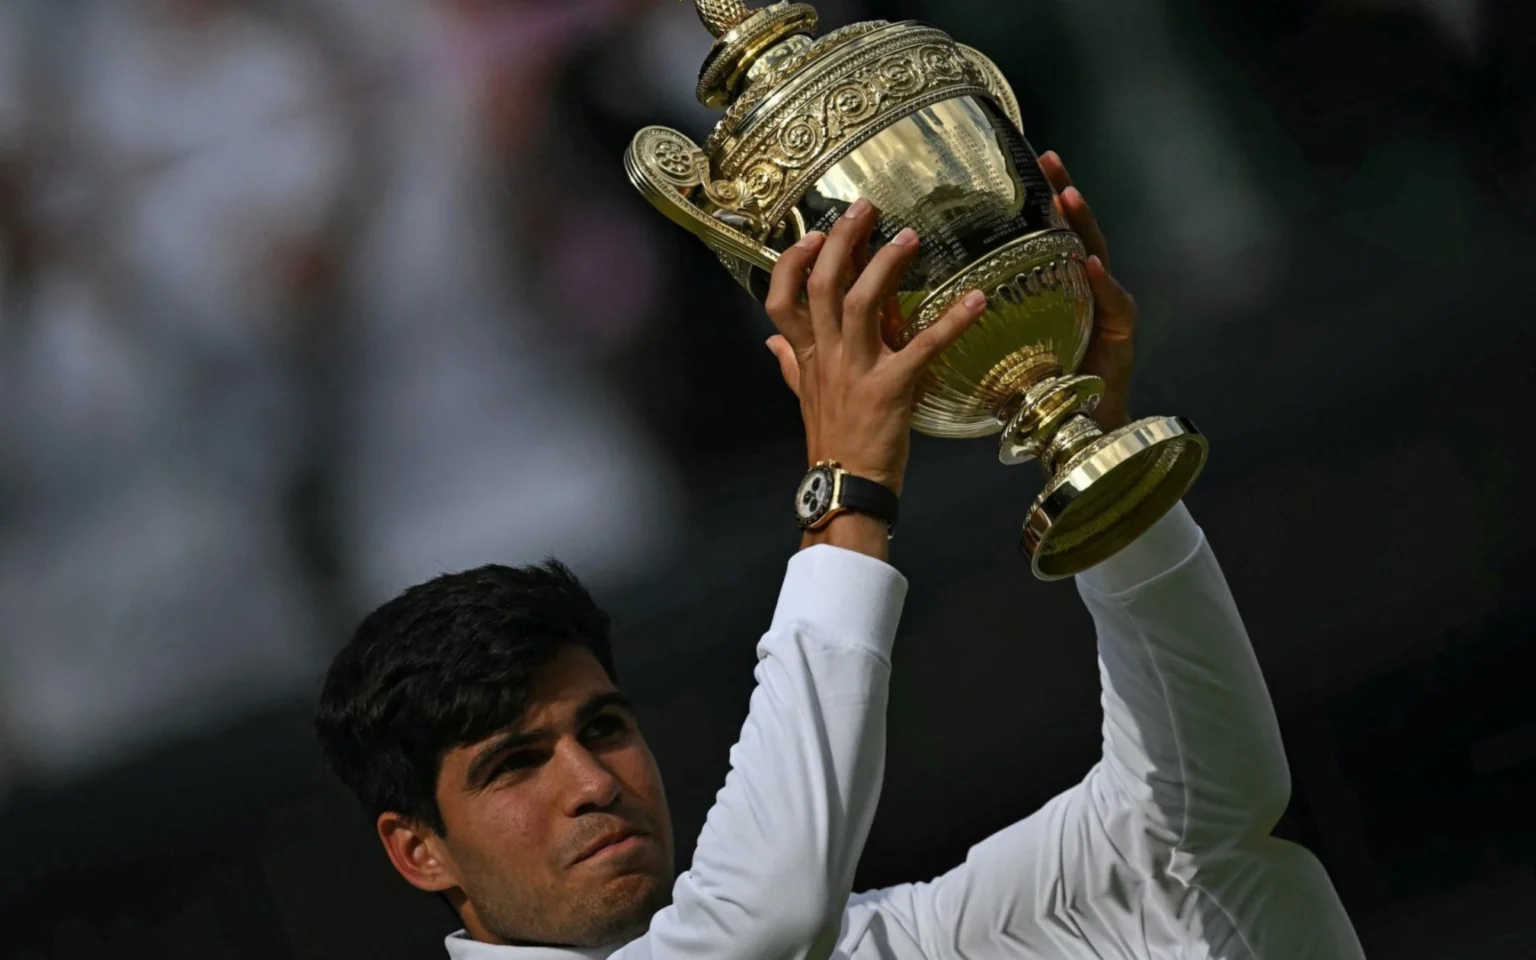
[1078, 503, 1291, 850]
[635, 546, 906, 960]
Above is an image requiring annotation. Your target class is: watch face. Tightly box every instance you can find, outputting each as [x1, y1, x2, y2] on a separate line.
[796, 467, 836, 526]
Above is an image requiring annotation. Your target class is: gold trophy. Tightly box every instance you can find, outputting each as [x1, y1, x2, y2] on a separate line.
[626, 0, 1208, 579]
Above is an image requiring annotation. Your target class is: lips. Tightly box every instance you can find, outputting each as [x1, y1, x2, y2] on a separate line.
[572, 826, 647, 865]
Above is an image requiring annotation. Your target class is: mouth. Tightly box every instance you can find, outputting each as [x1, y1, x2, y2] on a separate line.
[572, 827, 648, 865]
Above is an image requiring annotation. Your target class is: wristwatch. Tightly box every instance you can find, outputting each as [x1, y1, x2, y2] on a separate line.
[795, 461, 901, 532]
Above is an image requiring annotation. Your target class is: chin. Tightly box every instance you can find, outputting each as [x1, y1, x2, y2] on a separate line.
[602, 868, 668, 909]
[572, 874, 670, 947]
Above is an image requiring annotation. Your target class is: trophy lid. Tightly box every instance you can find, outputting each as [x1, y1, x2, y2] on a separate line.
[691, 0, 821, 108]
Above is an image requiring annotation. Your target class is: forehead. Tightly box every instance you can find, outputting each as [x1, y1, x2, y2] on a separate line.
[519, 646, 620, 721]
[436, 647, 620, 787]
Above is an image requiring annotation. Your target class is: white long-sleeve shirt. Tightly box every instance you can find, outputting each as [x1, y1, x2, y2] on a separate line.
[448, 505, 1366, 960]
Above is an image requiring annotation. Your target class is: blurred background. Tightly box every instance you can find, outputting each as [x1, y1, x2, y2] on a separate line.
[1, 0, 1532, 956]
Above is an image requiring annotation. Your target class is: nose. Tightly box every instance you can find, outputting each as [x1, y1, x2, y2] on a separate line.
[555, 739, 623, 817]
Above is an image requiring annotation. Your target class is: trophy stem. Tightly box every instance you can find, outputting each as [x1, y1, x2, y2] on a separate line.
[1039, 414, 1103, 479]
[996, 370, 1105, 468]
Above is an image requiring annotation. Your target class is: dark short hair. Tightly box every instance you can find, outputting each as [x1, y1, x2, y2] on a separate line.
[315, 561, 616, 834]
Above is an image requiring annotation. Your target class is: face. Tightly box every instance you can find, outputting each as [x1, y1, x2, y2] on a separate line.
[383, 647, 674, 947]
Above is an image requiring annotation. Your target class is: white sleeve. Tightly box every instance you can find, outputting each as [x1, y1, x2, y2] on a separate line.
[836, 504, 1366, 959]
[616, 544, 907, 960]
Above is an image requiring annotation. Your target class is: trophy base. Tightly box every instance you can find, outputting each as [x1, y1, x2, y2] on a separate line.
[1022, 416, 1208, 581]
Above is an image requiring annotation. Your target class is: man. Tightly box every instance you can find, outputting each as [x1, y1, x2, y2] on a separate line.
[316, 154, 1367, 958]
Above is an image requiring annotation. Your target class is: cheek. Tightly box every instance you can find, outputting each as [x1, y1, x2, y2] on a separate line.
[616, 743, 670, 827]
[447, 790, 556, 881]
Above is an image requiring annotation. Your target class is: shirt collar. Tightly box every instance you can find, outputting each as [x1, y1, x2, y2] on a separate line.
[444, 930, 622, 960]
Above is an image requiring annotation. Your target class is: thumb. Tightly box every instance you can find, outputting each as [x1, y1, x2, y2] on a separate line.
[767, 336, 801, 397]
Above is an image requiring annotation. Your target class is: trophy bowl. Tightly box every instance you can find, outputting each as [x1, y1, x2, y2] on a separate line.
[627, 0, 1208, 578]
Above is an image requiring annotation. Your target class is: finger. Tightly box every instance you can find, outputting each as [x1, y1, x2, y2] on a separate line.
[893, 289, 987, 376]
[764, 232, 825, 351]
[807, 198, 877, 346]
[1038, 149, 1074, 195]
[766, 335, 802, 397]
[851, 219, 872, 277]
[843, 226, 921, 364]
[1087, 255, 1136, 341]
[1039, 152, 1112, 266]
[846, 201, 879, 295]
[1059, 186, 1110, 267]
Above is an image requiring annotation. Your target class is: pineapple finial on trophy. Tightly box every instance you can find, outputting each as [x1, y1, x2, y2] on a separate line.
[689, 0, 753, 37]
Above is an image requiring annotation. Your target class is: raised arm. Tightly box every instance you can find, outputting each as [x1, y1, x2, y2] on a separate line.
[831, 153, 1363, 959]
[1073, 504, 1364, 954]
[839, 506, 1363, 958]
[630, 545, 905, 960]
[1078, 503, 1288, 852]
[622, 200, 985, 960]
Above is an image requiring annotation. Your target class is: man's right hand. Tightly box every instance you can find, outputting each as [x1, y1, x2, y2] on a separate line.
[764, 199, 987, 556]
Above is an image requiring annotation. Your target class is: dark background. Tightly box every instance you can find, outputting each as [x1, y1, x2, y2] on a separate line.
[2, 0, 1534, 956]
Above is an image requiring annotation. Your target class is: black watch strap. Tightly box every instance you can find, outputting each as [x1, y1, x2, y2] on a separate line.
[839, 473, 900, 529]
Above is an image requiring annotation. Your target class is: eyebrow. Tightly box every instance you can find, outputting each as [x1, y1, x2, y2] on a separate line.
[576, 691, 634, 727]
[463, 691, 635, 791]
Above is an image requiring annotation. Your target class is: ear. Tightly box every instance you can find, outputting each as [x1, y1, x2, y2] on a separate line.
[377, 812, 460, 893]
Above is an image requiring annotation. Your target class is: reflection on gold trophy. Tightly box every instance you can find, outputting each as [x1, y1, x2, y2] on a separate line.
[626, 0, 1208, 579]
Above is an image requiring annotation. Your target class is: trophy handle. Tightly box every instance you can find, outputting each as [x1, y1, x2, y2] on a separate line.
[957, 46, 1024, 132]
[625, 126, 780, 277]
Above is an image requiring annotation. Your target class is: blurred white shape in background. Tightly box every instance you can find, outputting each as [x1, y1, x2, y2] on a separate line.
[0, 0, 26, 332]
[0, 0, 25, 792]
[0, 0, 678, 792]
[0, 0, 351, 786]
[331, 0, 677, 607]
[0, 0, 678, 791]
[0, 3, 21, 143]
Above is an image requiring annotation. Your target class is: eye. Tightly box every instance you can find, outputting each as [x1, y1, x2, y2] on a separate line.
[492, 751, 542, 780]
[581, 712, 631, 745]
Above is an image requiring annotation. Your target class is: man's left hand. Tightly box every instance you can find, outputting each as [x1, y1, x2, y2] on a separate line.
[1039, 151, 1137, 433]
